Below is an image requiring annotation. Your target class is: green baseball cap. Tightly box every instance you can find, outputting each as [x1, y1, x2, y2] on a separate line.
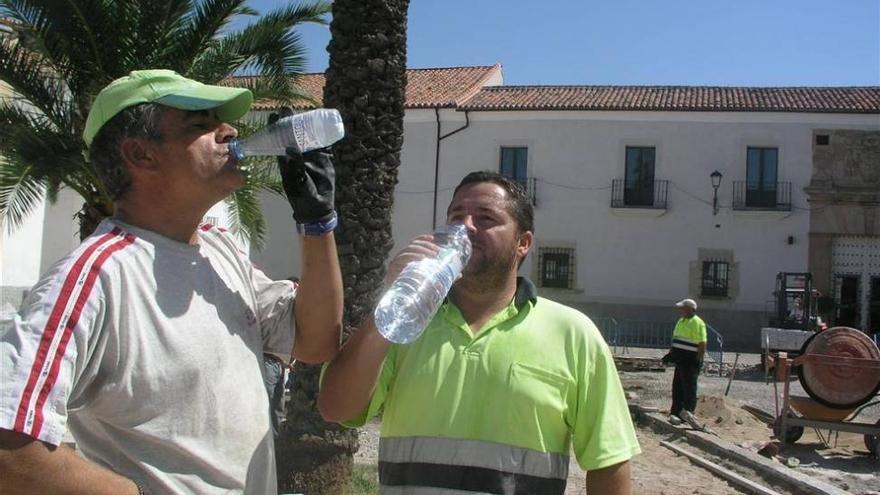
[83, 69, 253, 147]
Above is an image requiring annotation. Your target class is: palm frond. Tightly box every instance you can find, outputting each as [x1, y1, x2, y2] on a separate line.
[259, 1, 331, 29]
[0, 103, 84, 177]
[243, 156, 284, 195]
[247, 77, 317, 107]
[43, 174, 59, 203]
[132, 0, 199, 70]
[0, 154, 46, 233]
[190, 0, 330, 85]
[225, 181, 267, 250]
[168, 0, 253, 73]
[0, 35, 71, 128]
[1, 0, 104, 96]
[0, 102, 103, 213]
[0, 0, 329, 242]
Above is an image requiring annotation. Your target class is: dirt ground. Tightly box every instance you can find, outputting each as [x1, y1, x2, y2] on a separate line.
[615, 352, 879, 495]
[563, 426, 757, 495]
[355, 352, 880, 495]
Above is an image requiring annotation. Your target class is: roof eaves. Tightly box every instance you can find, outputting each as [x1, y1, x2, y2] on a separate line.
[450, 63, 503, 107]
[459, 104, 880, 114]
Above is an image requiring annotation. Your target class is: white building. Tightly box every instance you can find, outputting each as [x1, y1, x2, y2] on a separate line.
[4, 65, 879, 350]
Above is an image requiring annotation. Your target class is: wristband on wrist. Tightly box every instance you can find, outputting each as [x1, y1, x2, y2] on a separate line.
[135, 482, 148, 495]
[297, 210, 338, 236]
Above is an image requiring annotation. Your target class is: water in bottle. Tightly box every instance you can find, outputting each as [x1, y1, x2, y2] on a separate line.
[374, 224, 472, 344]
[228, 108, 344, 161]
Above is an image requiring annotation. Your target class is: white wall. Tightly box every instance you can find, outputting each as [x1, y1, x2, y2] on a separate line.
[5, 106, 878, 340]
[247, 108, 467, 279]
[233, 109, 880, 320]
[250, 192, 303, 280]
[388, 110, 879, 314]
[2, 200, 45, 288]
[1, 189, 81, 311]
[38, 189, 85, 275]
[1, 188, 83, 289]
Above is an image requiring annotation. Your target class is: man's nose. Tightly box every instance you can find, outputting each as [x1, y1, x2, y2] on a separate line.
[461, 215, 477, 232]
[218, 122, 238, 142]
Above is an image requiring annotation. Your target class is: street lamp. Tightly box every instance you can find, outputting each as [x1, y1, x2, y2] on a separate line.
[710, 170, 723, 215]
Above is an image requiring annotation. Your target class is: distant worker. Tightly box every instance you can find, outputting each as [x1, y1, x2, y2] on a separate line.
[788, 296, 805, 322]
[664, 298, 707, 426]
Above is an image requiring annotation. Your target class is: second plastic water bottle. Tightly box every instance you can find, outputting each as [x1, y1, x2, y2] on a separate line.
[374, 224, 472, 344]
[228, 108, 344, 161]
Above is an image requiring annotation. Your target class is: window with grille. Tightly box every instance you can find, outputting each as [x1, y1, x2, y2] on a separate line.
[701, 260, 729, 297]
[539, 247, 575, 289]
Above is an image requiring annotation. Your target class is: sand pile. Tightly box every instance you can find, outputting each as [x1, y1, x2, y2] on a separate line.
[695, 394, 765, 428]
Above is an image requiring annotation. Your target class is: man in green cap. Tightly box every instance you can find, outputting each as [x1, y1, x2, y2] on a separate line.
[0, 70, 343, 494]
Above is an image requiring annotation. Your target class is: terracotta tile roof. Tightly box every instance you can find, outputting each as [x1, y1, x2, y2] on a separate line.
[404, 64, 502, 108]
[225, 64, 502, 111]
[460, 86, 880, 114]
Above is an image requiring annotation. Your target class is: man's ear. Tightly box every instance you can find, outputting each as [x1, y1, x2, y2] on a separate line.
[119, 137, 158, 172]
[517, 230, 534, 259]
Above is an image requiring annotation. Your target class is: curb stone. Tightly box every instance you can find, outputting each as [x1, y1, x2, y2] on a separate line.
[633, 406, 851, 495]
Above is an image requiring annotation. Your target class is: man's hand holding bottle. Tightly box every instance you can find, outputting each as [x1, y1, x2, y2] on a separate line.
[269, 107, 337, 234]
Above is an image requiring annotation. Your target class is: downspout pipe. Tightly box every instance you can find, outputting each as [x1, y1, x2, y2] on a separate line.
[432, 107, 470, 229]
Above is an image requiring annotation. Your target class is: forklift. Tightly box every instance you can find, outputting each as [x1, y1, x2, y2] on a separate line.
[761, 272, 826, 369]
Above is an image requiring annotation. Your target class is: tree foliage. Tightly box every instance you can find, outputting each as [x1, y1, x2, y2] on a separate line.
[0, 0, 330, 245]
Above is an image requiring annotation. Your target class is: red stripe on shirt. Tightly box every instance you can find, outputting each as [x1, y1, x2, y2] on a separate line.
[12, 229, 122, 434]
[29, 233, 136, 437]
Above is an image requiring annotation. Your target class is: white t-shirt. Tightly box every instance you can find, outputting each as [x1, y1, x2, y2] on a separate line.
[0, 219, 295, 494]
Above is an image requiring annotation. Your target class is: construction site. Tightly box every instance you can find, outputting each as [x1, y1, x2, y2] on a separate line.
[352, 281, 880, 494]
[353, 349, 879, 495]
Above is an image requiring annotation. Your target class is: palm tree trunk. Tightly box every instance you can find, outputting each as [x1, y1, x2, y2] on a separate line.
[275, 362, 357, 493]
[275, 1, 409, 493]
[76, 196, 114, 241]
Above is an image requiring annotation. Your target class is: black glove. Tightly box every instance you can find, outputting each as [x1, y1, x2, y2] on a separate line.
[269, 109, 336, 226]
[661, 352, 674, 365]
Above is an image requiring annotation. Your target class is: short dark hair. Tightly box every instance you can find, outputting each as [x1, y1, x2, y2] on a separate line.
[450, 171, 534, 234]
[88, 103, 165, 200]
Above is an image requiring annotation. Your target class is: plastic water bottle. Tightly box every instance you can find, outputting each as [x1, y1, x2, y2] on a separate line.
[374, 224, 472, 344]
[228, 108, 344, 161]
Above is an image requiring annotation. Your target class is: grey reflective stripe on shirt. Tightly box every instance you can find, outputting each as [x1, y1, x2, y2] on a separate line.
[378, 436, 568, 494]
[672, 338, 699, 352]
[381, 485, 495, 495]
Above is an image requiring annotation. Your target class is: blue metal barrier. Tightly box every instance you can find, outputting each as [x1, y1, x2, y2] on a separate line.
[591, 316, 724, 368]
[617, 320, 672, 349]
[592, 316, 619, 348]
[706, 324, 724, 367]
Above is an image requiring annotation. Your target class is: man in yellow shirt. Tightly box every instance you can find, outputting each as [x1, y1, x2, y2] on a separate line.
[319, 171, 640, 494]
[666, 298, 707, 425]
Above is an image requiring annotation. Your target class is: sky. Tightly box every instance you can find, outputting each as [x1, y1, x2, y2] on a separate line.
[249, 0, 880, 87]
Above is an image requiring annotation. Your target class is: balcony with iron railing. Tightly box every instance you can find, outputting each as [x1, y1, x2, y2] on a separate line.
[512, 176, 537, 206]
[610, 179, 668, 209]
[732, 181, 791, 211]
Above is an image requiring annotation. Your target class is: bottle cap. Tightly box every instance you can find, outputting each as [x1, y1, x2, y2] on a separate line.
[228, 140, 244, 161]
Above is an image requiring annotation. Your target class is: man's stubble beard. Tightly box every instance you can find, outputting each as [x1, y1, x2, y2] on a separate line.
[454, 243, 520, 295]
